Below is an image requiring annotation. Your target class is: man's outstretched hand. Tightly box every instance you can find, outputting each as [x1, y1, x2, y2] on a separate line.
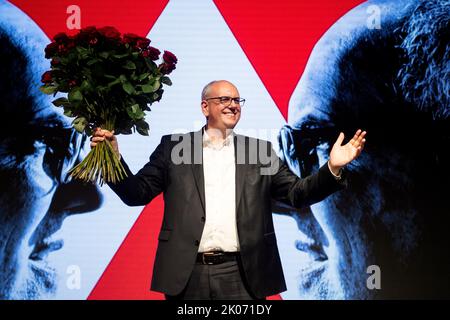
[328, 129, 366, 175]
[90, 128, 120, 159]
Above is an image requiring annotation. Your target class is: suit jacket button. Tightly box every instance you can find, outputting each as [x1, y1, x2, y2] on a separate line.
[194, 240, 199, 246]
[201, 217, 205, 222]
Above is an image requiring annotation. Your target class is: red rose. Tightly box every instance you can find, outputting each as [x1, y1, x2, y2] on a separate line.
[53, 32, 70, 44]
[123, 33, 150, 50]
[80, 26, 97, 34]
[57, 43, 69, 55]
[160, 62, 176, 75]
[123, 33, 141, 45]
[142, 46, 160, 60]
[50, 58, 60, 67]
[136, 37, 150, 49]
[98, 26, 121, 39]
[68, 79, 77, 87]
[67, 37, 76, 49]
[75, 26, 99, 45]
[45, 42, 59, 58]
[89, 38, 99, 45]
[163, 50, 177, 64]
[41, 71, 53, 83]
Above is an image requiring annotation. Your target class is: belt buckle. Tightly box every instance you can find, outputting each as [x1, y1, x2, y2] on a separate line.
[202, 251, 223, 265]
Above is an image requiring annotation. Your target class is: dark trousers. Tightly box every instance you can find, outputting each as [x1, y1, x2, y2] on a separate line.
[165, 257, 265, 300]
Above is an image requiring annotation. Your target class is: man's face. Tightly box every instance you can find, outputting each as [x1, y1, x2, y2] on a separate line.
[0, 4, 103, 299]
[201, 81, 241, 131]
[0, 123, 103, 299]
[276, 0, 449, 299]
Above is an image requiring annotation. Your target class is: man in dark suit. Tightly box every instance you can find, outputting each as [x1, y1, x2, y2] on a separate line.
[91, 80, 366, 299]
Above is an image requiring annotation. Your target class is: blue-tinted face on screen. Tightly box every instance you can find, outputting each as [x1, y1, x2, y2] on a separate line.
[276, 0, 449, 299]
[0, 2, 103, 299]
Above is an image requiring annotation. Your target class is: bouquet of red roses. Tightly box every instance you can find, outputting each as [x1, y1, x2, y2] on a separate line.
[40, 26, 177, 185]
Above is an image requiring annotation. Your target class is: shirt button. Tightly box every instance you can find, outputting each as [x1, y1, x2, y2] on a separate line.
[194, 240, 199, 246]
[201, 217, 205, 222]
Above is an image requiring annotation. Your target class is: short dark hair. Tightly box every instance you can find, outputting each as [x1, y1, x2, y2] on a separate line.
[397, 0, 449, 119]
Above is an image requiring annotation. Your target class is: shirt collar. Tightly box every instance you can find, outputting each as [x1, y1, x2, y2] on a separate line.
[203, 127, 234, 149]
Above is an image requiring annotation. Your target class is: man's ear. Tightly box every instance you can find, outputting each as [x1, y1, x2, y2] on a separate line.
[201, 101, 209, 117]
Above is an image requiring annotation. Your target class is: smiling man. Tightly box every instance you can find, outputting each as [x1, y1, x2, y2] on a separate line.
[92, 79, 365, 300]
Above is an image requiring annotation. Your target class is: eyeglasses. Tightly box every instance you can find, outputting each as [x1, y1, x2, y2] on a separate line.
[279, 124, 337, 178]
[38, 126, 86, 185]
[204, 96, 246, 107]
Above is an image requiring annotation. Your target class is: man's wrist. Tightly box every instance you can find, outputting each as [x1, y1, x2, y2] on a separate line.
[328, 161, 342, 179]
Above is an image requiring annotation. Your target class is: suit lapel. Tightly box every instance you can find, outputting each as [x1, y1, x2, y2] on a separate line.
[190, 130, 206, 213]
[235, 134, 247, 212]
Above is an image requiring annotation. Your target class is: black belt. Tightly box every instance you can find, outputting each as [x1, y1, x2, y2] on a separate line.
[196, 251, 239, 265]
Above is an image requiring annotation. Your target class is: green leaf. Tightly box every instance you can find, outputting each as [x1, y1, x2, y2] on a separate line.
[104, 74, 117, 80]
[135, 119, 149, 136]
[138, 73, 150, 81]
[141, 79, 161, 94]
[130, 72, 138, 81]
[73, 117, 88, 133]
[80, 80, 92, 91]
[152, 92, 160, 101]
[52, 97, 70, 107]
[126, 103, 145, 120]
[68, 89, 83, 102]
[123, 60, 136, 70]
[141, 84, 153, 93]
[76, 46, 89, 54]
[87, 59, 99, 66]
[119, 74, 127, 83]
[99, 51, 109, 59]
[153, 80, 161, 91]
[112, 53, 129, 59]
[39, 85, 58, 95]
[122, 82, 135, 95]
[161, 76, 172, 86]
[63, 109, 74, 117]
[107, 78, 121, 87]
[76, 46, 89, 59]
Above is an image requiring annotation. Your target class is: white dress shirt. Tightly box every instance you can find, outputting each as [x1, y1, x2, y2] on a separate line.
[198, 130, 240, 253]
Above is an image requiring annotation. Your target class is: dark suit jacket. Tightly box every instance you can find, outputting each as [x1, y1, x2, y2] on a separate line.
[108, 129, 345, 298]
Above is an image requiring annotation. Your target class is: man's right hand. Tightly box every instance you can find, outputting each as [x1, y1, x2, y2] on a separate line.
[90, 128, 120, 159]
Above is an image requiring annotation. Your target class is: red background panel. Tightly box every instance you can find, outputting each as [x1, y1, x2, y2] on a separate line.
[88, 196, 165, 300]
[9, 0, 169, 39]
[213, 0, 364, 120]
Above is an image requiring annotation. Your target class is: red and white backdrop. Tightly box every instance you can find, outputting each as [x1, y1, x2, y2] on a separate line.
[2, 0, 366, 299]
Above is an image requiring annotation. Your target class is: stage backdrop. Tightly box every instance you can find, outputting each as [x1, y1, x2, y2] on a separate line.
[1, 0, 448, 300]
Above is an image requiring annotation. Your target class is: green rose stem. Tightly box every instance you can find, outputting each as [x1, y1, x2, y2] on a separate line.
[68, 118, 128, 185]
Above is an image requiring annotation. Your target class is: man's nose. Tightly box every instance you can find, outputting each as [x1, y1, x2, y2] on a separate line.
[47, 178, 103, 215]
